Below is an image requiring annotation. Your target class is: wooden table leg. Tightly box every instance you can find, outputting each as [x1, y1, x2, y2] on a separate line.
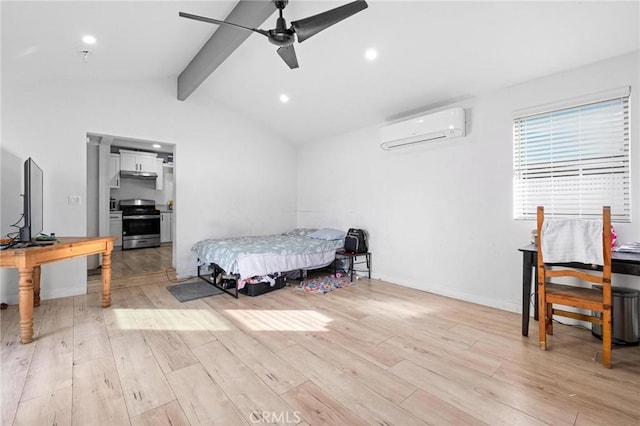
[101, 251, 112, 307]
[33, 265, 41, 307]
[18, 266, 35, 344]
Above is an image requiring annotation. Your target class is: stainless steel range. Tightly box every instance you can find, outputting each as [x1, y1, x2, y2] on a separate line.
[120, 199, 161, 250]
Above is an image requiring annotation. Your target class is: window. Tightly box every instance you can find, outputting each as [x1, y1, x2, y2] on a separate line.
[513, 88, 630, 222]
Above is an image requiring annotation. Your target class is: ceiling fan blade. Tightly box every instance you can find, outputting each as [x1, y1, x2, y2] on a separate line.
[179, 12, 268, 37]
[277, 45, 299, 69]
[291, 0, 368, 43]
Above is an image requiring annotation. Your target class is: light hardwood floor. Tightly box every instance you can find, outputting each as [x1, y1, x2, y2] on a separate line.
[2, 275, 639, 425]
[90, 245, 173, 280]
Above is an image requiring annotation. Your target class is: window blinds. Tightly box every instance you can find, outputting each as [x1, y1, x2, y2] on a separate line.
[513, 91, 630, 221]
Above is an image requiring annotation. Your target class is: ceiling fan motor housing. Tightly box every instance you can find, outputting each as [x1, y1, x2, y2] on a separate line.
[273, 0, 289, 10]
[268, 16, 295, 46]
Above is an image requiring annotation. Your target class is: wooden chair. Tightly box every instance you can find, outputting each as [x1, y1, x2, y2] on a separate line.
[536, 206, 613, 368]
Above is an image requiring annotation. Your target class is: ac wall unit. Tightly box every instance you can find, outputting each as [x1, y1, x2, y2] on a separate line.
[379, 107, 466, 150]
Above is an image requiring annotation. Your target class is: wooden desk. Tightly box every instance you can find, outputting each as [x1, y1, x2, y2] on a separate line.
[0, 237, 116, 343]
[518, 244, 640, 336]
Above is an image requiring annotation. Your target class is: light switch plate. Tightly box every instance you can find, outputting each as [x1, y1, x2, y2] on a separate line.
[68, 195, 81, 205]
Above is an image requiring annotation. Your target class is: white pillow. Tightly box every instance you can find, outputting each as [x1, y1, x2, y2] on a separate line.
[308, 228, 346, 240]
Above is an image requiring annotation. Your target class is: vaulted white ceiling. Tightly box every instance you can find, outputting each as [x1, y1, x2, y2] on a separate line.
[3, 1, 639, 145]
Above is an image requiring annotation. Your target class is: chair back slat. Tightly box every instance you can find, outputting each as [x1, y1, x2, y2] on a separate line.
[545, 269, 605, 284]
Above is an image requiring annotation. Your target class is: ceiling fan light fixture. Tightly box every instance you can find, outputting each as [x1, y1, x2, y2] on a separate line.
[279, 94, 290, 103]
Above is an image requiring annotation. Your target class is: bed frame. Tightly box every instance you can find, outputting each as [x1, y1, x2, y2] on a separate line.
[197, 260, 303, 299]
[197, 262, 239, 298]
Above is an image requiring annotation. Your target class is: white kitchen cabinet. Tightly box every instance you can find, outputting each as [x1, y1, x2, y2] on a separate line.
[119, 151, 139, 171]
[109, 211, 123, 247]
[137, 154, 157, 173]
[119, 149, 157, 173]
[160, 212, 172, 243]
[109, 154, 120, 188]
[155, 158, 164, 190]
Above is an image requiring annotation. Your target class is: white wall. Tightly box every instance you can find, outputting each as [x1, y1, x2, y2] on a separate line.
[297, 51, 640, 312]
[86, 142, 100, 269]
[1, 79, 297, 303]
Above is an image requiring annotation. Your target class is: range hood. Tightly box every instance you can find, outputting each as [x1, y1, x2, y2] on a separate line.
[120, 170, 157, 179]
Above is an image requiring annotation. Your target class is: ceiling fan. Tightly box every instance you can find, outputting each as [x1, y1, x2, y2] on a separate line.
[179, 0, 368, 69]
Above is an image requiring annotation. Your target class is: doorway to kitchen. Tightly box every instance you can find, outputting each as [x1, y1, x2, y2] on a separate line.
[86, 133, 176, 283]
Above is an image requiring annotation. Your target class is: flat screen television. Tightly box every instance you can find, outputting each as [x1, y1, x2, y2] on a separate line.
[19, 158, 44, 242]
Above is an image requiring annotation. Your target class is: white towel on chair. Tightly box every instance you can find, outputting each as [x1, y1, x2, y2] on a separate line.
[541, 219, 603, 265]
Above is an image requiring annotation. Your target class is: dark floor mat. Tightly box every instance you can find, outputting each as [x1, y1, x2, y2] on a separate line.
[167, 279, 224, 302]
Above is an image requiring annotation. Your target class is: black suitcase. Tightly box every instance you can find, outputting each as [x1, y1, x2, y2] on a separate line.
[240, 275, 286, 296]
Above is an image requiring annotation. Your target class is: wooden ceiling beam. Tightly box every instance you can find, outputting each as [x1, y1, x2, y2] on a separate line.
[177, 1, 275, 101]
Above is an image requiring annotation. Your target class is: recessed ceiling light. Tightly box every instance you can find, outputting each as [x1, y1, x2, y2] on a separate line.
[365, 48, 378, 61]
[152, 144, 161, 149]
[279, 94, 289, 103]
[82, 35, 97, 45]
